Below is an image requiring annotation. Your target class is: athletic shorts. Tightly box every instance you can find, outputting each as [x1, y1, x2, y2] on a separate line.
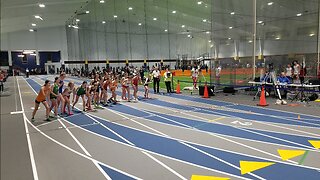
[35, 99, 46, 104]
[77, 92, 85, 96]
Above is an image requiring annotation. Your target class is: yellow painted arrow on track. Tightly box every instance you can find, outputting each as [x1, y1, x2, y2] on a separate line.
[239, 161, 275, 175]
[191, 175, 230, 180]
[277, 149, 306, 161]
[308, 140, 320, 149]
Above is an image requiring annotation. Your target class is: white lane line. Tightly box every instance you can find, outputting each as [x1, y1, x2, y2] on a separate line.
[58, 119, 111, 180]
[196, 106, 320, 129]
[171, 91, 320, 119]
[63, 116, 250, 180]
[121, 103, 320, 170]
[134, 100, 319, 151]
[35, 120, 57, 128]
[181, 111, 314, 150]
[195, 105, 320, 133]
[144, 89, 320, 124]
[22, 77, 137, 180]
[77, 110, 187, 179]
[62, 76, 320, 151]
[37, 76, 189, 179]
[253, 121, 320, 138]
[89, 105, 262, 180]
[17, 77, 39, 180]
[142, 152, 187, 180]
[33, 76, 187, 180]
[24, 77, 111, 180]
[150, 105, 320, 139]
[81, 109, 320, 173]
[67, 74, 320, 120]
[26, 118, 141, 180]
[67, 76, 320, 166]
[10, 111, 24, 115]
[13, 74, 18, 111]
[52, 76, 318, 170]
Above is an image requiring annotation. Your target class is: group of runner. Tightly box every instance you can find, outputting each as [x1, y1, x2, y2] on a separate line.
[32, 70, 153, 122]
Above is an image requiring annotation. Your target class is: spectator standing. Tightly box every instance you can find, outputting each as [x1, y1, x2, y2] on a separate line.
[164, 68, 173, 93]
[152, 67, 160, 94]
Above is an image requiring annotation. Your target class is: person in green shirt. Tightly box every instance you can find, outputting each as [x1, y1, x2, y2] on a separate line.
[50, 77, 59, 117]
[73, 81, 87, 111]
[164, 68, 173, 93]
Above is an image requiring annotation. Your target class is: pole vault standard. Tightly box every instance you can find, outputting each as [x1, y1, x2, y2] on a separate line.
[252, 0, 257, 79]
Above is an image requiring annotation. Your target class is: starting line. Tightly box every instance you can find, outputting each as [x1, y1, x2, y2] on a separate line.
[10, 111, 24, 115]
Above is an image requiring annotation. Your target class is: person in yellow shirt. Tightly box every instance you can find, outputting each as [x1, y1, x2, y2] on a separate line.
[164, 68, 173, 93]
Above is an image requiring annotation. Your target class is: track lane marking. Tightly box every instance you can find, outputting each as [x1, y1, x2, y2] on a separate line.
[17, 77, 39, 180]
[30, 77, 188, 180]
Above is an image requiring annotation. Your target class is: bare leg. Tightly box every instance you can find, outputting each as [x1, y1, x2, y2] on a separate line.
[81, 95, 85, 110]
[72, 96, 79, 108]
[42, 101, 50, 119]
[32, 102, 40, 119]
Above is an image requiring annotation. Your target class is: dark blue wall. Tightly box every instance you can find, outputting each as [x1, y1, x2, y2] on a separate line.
[11, 51, 60, 72]
[0, 51, 9, 66]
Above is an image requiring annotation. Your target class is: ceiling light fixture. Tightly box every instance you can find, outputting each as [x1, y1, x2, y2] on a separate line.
[153, 17, 157, 20]
[138, 23, 142, 26]
[31, 23, 36, 26]
[102, 21, 106, 24]
[164, 29, 168, 32]
[181, 25, 185, 28]
[73, 25, 79, 29]
[229, 26, 233, 29]
[248, 40, 253, 43]
[208, 40, 211, 43]
[34, 15, 43, 20]
[202, 19, 207, 22]
[228, 37, 232, 40]
[275, 37, 280, 40]
[76, 19, 80, 22]
[172, 10, 176, 14]
[68, 25, 71, 27]
[100, 0, 105, 3]
[206, 31, 210, 34]
[128, 7, 133, 10]
[30, 53, 37, 56]
[39, 4, 45, 8]
[18, 55, 25, 58]
[267, 2, 273, 6]
[187, 34, 191, 38]
[296, 13, 302, 17]
[210, 44, 214, 48]
[309, 33, 315, 36]
[258, 20, 263, 24]
[113, 15, 118, 18]
[29, 29, 34, 32]
[23, 50, 35, 54]
[230, 12, 235, 15]
[197, 1, 202, 5]
[86, 11, 90, 14]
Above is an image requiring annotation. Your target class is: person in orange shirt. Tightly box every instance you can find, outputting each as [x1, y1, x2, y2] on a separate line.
[31, 80, 51, 122]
